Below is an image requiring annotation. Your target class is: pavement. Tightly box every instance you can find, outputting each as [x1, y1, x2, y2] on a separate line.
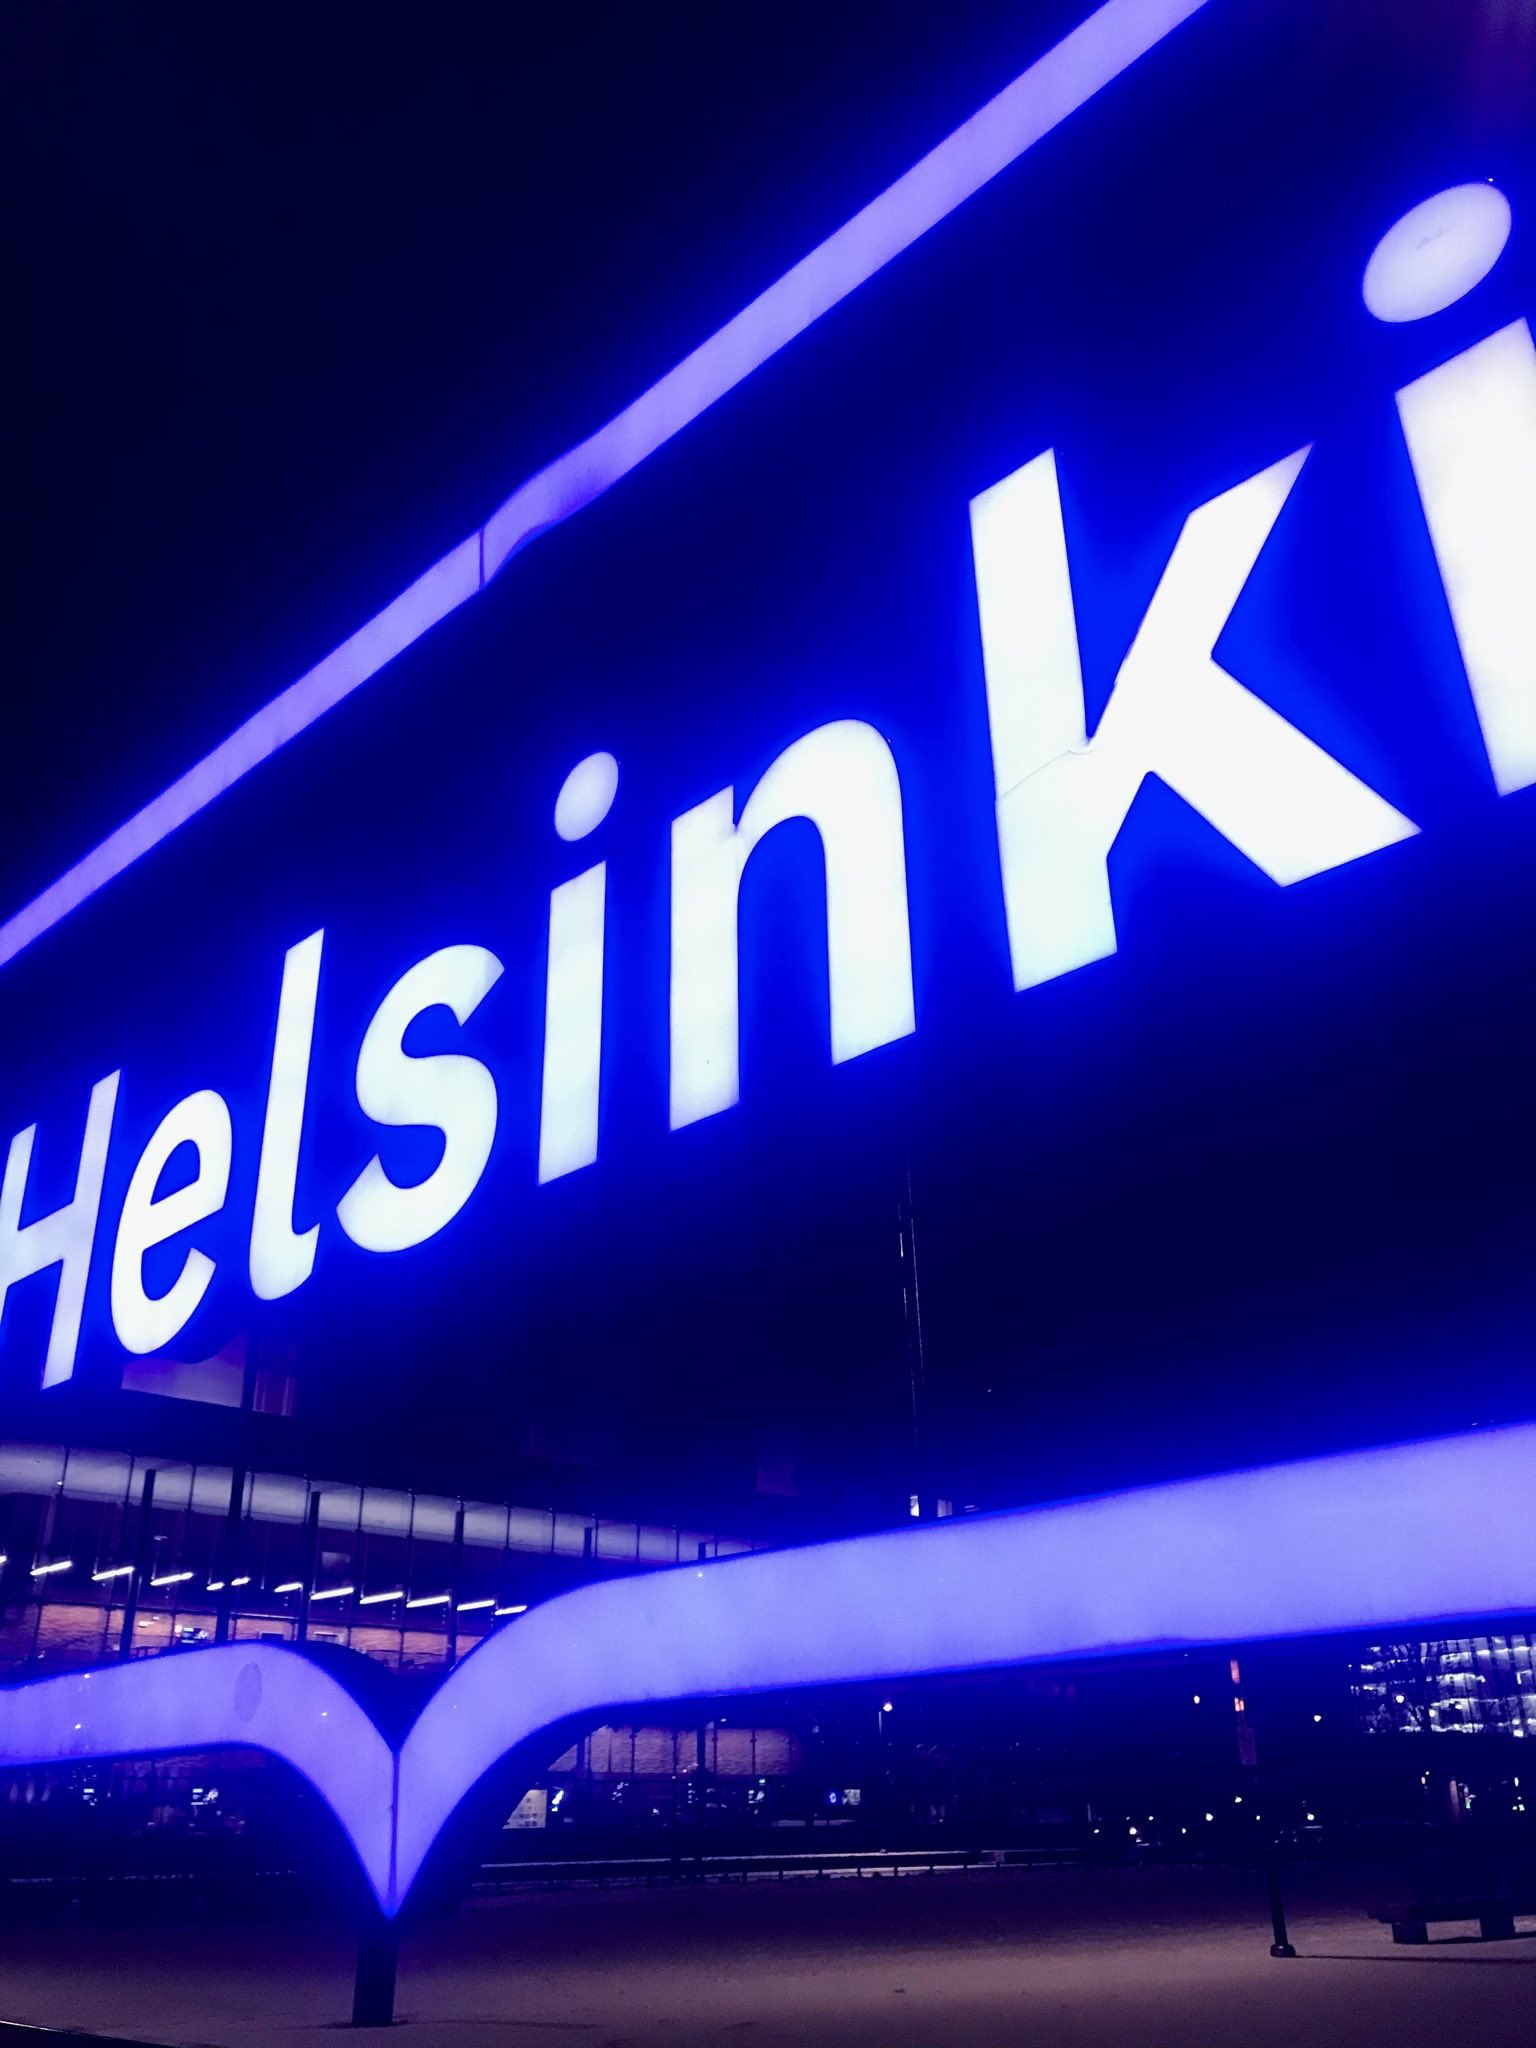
[0, 1863, 1531, 2046]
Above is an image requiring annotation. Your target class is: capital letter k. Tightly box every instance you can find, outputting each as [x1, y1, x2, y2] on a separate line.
[970, 448, 1418, 992]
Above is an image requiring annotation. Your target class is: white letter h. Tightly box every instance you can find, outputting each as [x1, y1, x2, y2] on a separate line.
[0, 1071, 120, 1389]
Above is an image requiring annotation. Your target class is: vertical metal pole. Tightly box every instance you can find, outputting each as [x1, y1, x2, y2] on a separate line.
[445, 1502, 465, 1668]
[297, 1488, 322, 1645]
[215, 1346, 258, 1645]
[1266, 1853, 1297, 1958]
[897, 1150, 929, 1522]
[40, 1448, 65, 1558]
[26, 1451, 65, 1658]
[499, 1503, 514, 1613]
[693, 1541, 710, 1825]
[348, 1481, 367, 1656]
[1231, 1649, 1297, 1959]
[118, 1468, 156, 1660]
[350, 1912, 399, 2027]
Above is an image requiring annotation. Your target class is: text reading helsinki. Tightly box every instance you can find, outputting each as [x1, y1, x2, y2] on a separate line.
[1, 185, 1534, 1395]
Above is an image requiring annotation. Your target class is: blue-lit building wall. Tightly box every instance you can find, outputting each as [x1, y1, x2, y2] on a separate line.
[2, 0, 1536, 1877]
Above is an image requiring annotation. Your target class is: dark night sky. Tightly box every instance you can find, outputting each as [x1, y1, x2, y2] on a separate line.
[0, 1, 1079, 907]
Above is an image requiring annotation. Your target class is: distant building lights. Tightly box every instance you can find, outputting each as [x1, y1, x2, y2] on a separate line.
[358, 1590, 405, 1607]
[230, 1575, 251, 1587]
[273, 1581, 303, 1595]
[310, 1585, 354, 1603]
[29, 1559, 72, 1577]
[493, 1604, 527, 1617]
[405, 1593, 451, 1610]
[206, 1580, 226, 1593]
[456, 1599, 496, 1612]
[91, 1565, 134, 1583]
[149, 1571, 194, 1587]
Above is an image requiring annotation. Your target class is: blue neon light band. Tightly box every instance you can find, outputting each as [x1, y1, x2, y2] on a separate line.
[0, 0, 1213, 973]
[3, 1423, 1531, 1913]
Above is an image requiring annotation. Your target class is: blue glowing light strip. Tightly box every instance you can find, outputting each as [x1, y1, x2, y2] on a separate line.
[2, 1422, 1531, 1913]
[0, 0, 1213, 973]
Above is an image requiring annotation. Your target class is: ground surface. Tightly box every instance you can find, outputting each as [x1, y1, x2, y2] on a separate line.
[0, 1864, 1531, 2046]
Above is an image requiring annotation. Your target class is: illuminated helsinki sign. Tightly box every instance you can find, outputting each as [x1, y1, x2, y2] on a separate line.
[0, 182, 1533, 1391]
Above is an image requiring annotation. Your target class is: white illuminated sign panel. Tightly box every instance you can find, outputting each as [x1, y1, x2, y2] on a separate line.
[2, 183, 1534, 1389]
[970, 447, 1416, 992]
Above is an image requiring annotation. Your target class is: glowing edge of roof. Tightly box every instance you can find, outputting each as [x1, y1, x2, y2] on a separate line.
[1, 1420, 1532, 1913]
[0, 0, 1214, 973]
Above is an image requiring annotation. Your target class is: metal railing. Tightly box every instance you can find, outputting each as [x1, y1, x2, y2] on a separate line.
[474, 1844, 1096, 1892]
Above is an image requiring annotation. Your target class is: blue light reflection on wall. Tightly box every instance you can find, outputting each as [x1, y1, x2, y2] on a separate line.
[0, 2, 1532, 1507]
